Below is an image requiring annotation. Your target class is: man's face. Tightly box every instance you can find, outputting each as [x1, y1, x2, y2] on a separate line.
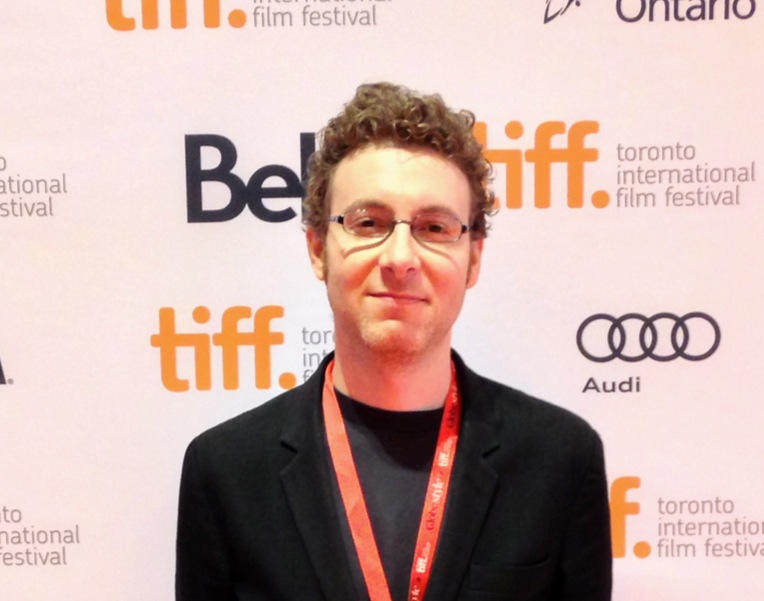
[306, 145, 483, 362]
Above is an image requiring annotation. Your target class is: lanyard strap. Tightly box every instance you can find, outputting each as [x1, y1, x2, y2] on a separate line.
[322, 360, 462, 601]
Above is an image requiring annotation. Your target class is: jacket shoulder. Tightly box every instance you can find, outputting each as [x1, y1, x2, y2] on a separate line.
[482, 372, 597, 435]
[457, 358, 604, 463]
[186, 379, 320, 466]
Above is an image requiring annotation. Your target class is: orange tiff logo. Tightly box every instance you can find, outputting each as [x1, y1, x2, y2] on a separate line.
[610, 476, 651, 559]
[150, 305, 297, 392]
[474, 120, 610, 209]
[106, 0, 248, 30]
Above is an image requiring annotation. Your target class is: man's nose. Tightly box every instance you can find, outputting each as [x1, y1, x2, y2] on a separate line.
[378, 221, 421, 275]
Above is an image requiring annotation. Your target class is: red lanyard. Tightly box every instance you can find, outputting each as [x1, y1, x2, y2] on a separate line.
[322, 360, 462, 601]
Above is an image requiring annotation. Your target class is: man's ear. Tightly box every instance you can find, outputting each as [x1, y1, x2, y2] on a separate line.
[306, 227, 326, 281]
[466, 238, 484, 289]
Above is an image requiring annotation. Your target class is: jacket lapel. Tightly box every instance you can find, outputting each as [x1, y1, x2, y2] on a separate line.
[423, 355, 502, 601]
[277, 353, 501, 601]
[279, 358, 360, 601]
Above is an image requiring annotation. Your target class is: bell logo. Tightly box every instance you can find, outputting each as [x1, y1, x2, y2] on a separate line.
[106, 0, 249, 31]
[474, 120, 609, 209]
[610, 476, 651, 558]
[185, 133, 315, 223]
[150, 305, 297, 392]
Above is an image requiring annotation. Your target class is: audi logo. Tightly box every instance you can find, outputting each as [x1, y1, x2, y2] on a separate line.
[576, 312, 721, 363]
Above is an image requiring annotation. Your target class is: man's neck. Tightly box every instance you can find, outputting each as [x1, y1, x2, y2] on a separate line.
[331, 343, 453, 412]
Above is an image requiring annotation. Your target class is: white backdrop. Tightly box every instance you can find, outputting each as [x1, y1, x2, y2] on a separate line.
[1, 2, 763, 599]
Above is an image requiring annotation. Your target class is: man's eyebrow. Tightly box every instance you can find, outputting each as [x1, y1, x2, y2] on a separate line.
[343, 199, 391, 212]
[417, 204, 462, 218]
[343, 200, 462, 217]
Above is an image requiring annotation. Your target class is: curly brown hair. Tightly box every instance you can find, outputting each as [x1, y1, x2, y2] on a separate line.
[303, 82, 494, 239]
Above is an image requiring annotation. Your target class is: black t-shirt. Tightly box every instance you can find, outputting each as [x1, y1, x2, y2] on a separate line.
[333, 390, 443, 601]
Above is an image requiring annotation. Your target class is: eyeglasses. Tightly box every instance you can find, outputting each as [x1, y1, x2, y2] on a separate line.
[328, 206, 471, 244]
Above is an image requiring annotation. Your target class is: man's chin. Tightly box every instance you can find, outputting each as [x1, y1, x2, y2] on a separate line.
[359, 324, 432, 362]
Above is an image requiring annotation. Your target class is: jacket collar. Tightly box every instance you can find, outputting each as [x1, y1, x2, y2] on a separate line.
[279, 353, 359, 600]
[279, 351, 502, 601]
[424, 351, 502, 600]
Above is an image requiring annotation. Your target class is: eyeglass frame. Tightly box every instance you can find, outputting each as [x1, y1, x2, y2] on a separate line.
[328, 207, 472, 244]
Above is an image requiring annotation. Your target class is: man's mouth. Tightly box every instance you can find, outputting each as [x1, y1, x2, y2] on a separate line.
[369, 292, 426, 304]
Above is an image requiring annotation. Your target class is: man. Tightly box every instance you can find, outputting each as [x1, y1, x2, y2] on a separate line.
[176, 82, 612, 601]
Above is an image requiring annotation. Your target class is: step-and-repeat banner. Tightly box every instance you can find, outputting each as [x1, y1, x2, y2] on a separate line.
[2, 2, 762, 599]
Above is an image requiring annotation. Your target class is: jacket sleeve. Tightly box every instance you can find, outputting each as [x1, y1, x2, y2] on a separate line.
[559, 431, 613, 600]
[175, 439, 237, 601]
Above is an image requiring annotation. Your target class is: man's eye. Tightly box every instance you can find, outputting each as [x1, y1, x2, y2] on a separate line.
[414, 215, 458, 240]
[422, 221, 446, 233]
[346, 211, 390, 236]
[357, 217, 379, 229]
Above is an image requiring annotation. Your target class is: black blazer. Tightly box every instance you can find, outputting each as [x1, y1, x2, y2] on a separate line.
[176, 353, 612, 601]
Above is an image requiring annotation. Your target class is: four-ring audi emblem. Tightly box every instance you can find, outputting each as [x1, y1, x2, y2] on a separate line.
[576, 312, 721, 362]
